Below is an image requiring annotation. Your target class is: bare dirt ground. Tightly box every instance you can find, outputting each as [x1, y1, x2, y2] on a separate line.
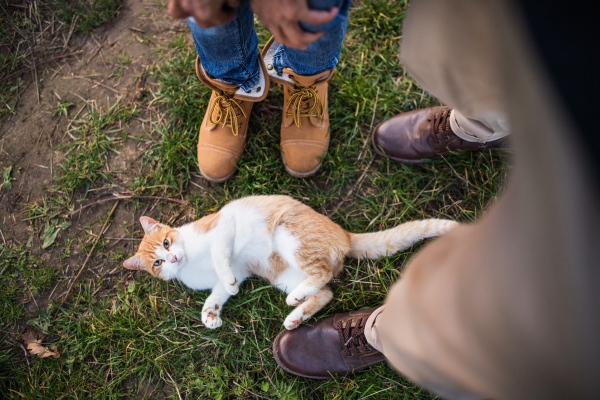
[0, 0, 189, 313]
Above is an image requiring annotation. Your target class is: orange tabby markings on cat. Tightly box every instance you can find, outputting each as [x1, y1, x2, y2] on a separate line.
[123, 195, 458, 330]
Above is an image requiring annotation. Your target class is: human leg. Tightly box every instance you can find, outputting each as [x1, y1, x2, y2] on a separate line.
[370, 0, 600, 398]
[273, 1, 600, 398]
[187, 0, 269, 182]
[372, 0, 511, 163]
[262, 0, 351, 177]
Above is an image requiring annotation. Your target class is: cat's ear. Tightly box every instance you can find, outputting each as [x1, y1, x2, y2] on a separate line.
[140, 216, 162, 234]
[123, 254, 145, 271]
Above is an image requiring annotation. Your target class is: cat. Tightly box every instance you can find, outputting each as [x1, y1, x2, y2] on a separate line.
[123, 195, 458, 330]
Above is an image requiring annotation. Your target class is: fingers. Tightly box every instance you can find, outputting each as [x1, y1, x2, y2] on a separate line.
[191, 2, 236, 28]
[168, 0, 237, 28]
[280, 22, 324, 49]
[168, 0, 188, 19]
[300, 7, 338, 26]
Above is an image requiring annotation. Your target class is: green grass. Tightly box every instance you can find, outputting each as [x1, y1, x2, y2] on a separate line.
[58, 99, 137, 197]
[0, 0, 122, 122]
[0, 243, 58, 324]
[53, 0, 122, 33]
[2, 1, 509, 398]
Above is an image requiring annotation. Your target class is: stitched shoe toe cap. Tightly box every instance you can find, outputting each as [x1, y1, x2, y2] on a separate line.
[197, 144, 239, 182]
[281, 139, 327, 175]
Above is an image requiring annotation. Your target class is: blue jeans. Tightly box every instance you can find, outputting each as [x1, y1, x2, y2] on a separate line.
[187, 0, 351, 91]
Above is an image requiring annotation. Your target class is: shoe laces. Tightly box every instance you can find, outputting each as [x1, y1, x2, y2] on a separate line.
[429, 108, 453, 144]
[286, 76, 324, 129]
[209, 92, 247, 137]
[337, 317, 374, 357]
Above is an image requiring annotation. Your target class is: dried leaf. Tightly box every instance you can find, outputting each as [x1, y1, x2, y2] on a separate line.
[27, 342, 60, 358]
[22, 331, 59, 358]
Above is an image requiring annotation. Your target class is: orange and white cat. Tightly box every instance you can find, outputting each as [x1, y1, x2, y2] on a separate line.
[123, 195, 458, 330]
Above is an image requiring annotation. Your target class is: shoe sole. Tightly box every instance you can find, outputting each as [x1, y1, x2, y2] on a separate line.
[198, 165, 237, 183]
[371, 122, 511, 164]
[272, 330, 335, 380]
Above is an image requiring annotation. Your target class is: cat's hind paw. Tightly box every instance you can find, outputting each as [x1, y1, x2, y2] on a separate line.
[224, 277, 239, 295]
[202, 311, 223, 329]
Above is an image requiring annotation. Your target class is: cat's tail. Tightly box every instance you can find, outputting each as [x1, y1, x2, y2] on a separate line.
[348, 219, 459, 259]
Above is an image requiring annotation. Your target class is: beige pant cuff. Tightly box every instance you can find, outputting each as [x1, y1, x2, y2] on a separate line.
[364, 305, 386, 353]
[450, 109, 511, 143]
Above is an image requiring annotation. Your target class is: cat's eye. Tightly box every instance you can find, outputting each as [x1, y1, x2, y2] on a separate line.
[163, 240, 169, 249]
[154, 259, 163, 266]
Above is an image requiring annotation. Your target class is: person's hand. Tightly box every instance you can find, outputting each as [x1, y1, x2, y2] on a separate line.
[251, 0, 338, 50]
[168, 0, 240, 29]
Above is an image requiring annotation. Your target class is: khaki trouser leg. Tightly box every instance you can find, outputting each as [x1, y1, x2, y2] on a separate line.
[372, 1, 600, 399]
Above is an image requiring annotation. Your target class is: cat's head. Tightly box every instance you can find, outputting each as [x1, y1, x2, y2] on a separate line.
[123, 217, 186, 280]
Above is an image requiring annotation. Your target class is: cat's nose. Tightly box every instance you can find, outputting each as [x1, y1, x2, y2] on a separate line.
[167, 254, 178, 263]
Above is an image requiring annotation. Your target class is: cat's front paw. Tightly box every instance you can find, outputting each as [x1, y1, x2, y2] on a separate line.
[202, 311, 223, 329]
[286, 292, 305, 307]
[283, 309, 307, 330]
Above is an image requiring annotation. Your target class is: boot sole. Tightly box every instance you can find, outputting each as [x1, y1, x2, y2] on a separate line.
[198, 165, 237, 183]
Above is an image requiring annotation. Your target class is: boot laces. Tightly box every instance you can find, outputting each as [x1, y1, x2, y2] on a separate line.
[430, 108, 453, 144]
[337, 318, 374, 357]
[286, 76, 324, 129]
[209, 92, 246, 137]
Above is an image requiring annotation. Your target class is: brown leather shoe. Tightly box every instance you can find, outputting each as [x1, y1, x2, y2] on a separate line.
[273, 307, 386, 379]
[195, 55, 269, 182]
[372, 106, 507, 163]
[263, 38, 333, 178]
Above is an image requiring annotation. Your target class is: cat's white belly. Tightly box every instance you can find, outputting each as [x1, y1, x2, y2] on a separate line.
[273, 267, 308, 294]
[177, 263, 220, 291]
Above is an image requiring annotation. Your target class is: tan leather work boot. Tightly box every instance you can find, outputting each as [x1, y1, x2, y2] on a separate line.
[194, 55, 269, 182]
[262, 38, 334, 178]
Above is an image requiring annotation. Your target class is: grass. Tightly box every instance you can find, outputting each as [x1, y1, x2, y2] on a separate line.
[0, 0, 122, 122]
[58, 99, 138, 197]
[1, 1, 509, 398]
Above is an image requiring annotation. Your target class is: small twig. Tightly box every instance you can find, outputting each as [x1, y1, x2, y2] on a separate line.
[0, 51, 83, 83]
[31, 55, 40, 105]
[20, 104, 42, 122]
[17, 343, 32, 379]
[86, 45, 103, 65]
[69, 195, 188, 216]
[62, 201, 119, 300]
[60, 15, 78, 55]
[164, 370, 182, 400]
[66, 76, 123, 94]
[0, 228, 5, 258]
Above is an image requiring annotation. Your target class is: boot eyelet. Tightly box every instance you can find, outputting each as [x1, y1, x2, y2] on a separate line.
[267, 64, 273, 70]
[245, 90, 251, 94]
[277, 72, 283, 76]
[256, 87, 261, 92]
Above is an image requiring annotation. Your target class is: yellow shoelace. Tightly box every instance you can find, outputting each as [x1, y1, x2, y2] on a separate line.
[286, 78, 324, 129]
[209, 93, 246, 136]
